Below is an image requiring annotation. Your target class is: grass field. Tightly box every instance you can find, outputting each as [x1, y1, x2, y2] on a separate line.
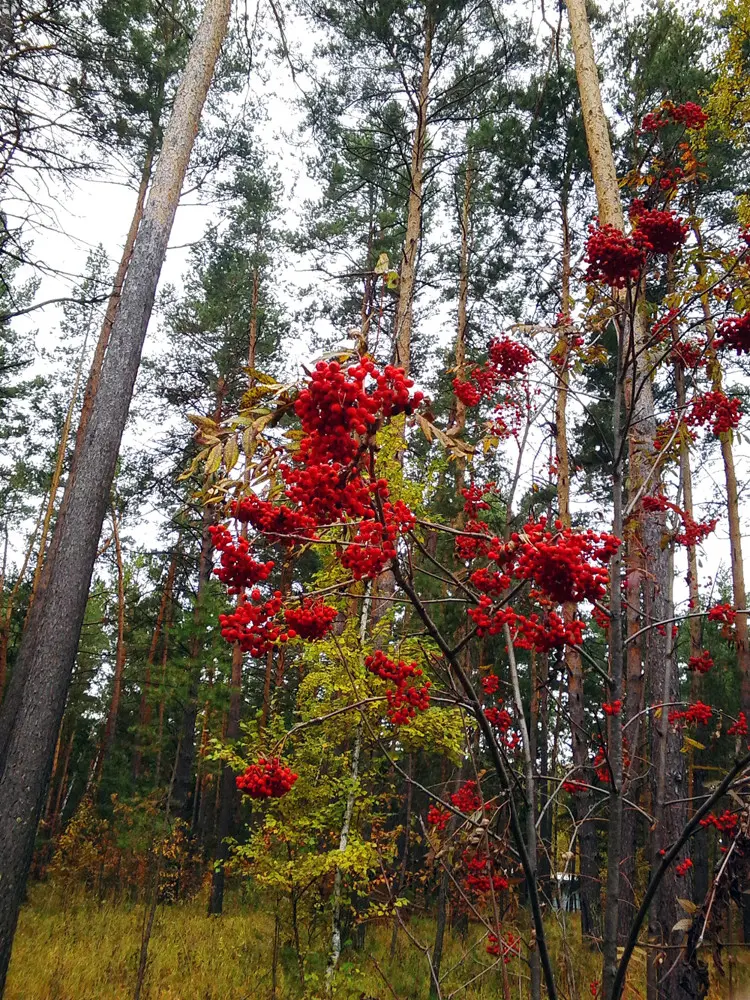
[6, 884, 750, 999]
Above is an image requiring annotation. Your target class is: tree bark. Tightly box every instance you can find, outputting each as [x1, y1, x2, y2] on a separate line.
[95, 509, 127, 785]
[325, 720, 363, 996]
[133, 549, 178, 780]
[0, 2, 231, 986]
[393, 12, 433, 374]
[557, 194, 601, 939]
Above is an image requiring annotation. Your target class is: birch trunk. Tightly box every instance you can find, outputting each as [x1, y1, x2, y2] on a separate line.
[0, 2, 231, 985]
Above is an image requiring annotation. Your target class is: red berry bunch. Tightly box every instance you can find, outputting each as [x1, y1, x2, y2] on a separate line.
[688, 391, 743, 436]
[283, 598, 338, 640]
[675, 515, 717, 547]
[484, 706, 513, 732]
[461, 483, 494, 516]
[427, 804, 451, 831]
[727, 712, 748, 736]
[675, 858, 693, 877]
[716, 314, 750, 355]
[708, 603, 736, 626]
[236, 757, 298, 799]
[641, 100, 709, 132]
[668, 701, 713, 727]
[632, 208, 688, 254]
[231, 496, 318, 545]
[470, 567, 512, 597]
[562, 779, 587, 794]
[669, 338, 707, 370]
[294, 359, 423, 464]
[452, 377, 482, 407]
[688, 651, 714, 674]
[481, 674, 500, 696]
[514, 610, 584, 652]
[209, 524, 275, 594]
[487, 336, 534, 378]
[340, 500, 415, 581]
[464, 854, 509, 894]
[513, 518, 620, 604]
[454, 520, 494, 562]
[699, 810, 738, 834]
[218, 590, 285, 657]
[487, 932, 520, 962]
[585, 223, 649, 287]
[365, 650, 431, 726]
[450, 780, 482, 813]
[602, 700, 622, 716]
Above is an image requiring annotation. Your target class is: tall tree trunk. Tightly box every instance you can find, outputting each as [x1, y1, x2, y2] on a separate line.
[95, 509, 127, 785]
[133, 550, 178, 780]
[565, 5, 676, 994]
[0, 499, 46, 704]
[172, 504, 217, 817]
[506, 629, 541, 1000]
[393, 12, 433, 373]
[0, 3, 231, 986]
[72, 143, 155, 463]
[325, 720, 363, 997]
[389, 753, 414, 956]
[209, 283, 260, 911]
[27, 325, 93, 613]
[557, 193, 602, 940]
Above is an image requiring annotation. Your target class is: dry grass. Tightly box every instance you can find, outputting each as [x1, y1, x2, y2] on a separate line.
[6, 884, 750, 999]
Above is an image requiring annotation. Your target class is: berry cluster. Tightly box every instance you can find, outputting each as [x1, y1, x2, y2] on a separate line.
[676, 858, 693, 877]
[632, 208, 688, 254]
[727, 712, 748, 737]
[365, 650, 431, 725]
[452, 337, 533, 409]
[340, 499, 415, 580]
[641, 100, 709, 132]
[427, 804, 451, 831]
[219, 590, 285, 657]
[451, 780, 482, 813]
[668, 702, 713, 727]
[282, 598, 338, 640]
[481, 674, 500, 696]
[231, 496, 318, 545]
[487, 336, 534, 378]
[464, 854, 509, 895]
[716, 314, 750, 355]
[602, 700, 622, 716]
[485, 706, 513, 733]
[209, 524, 274, 594]
[236, 757, 298, 799]
[699, 810, 738, 834]
[688, 391, 743, 436]
[708, 603, 736, 626]
[688, 651, 714, 674]
[641, 494, 717, 547]
[562, 779, 588, 794]
[514, 518, 620, 604]
[461, 483, 494, 516]
[670, 338, 707, 370]
[487, 932, 520, 962]
[585, 223, 649, 287]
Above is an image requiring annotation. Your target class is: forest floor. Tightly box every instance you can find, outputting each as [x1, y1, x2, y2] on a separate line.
[6, 884, 750, 999]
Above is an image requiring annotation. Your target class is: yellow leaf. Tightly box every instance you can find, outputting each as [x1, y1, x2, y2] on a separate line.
[374, 252, 390, 274]
[205, 443, 223, 475]
[224, 436, 239, 473]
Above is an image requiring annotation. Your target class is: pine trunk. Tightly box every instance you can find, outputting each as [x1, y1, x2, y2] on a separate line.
[392, 13, 432, 373]
[0, 2, 231, 985]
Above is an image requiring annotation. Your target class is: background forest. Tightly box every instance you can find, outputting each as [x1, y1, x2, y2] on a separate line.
[2, 1, 750, 999]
